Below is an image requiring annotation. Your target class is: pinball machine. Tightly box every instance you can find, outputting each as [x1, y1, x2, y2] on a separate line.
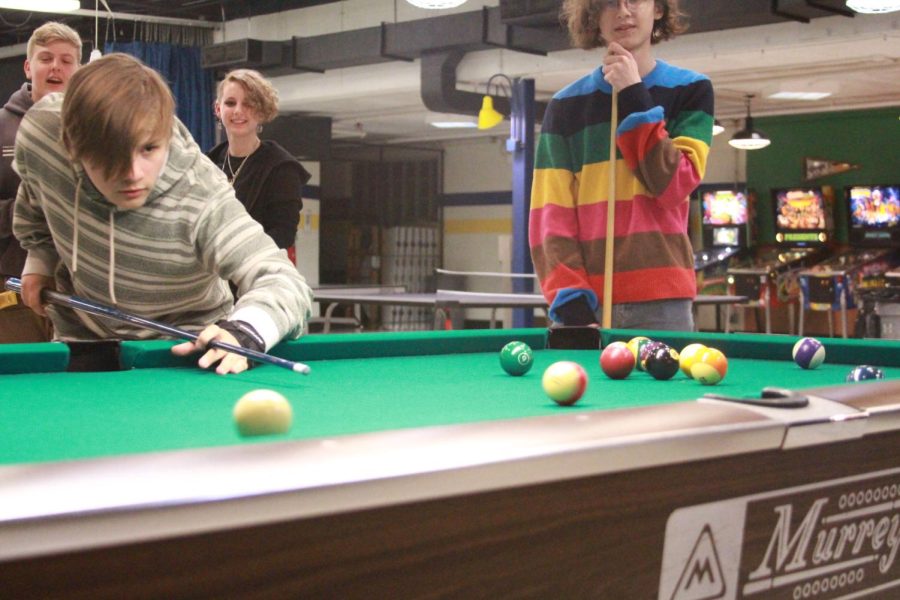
[693, 184, 748, 295]
[802, 184, 900, 338]
[725, 186, 832, 334]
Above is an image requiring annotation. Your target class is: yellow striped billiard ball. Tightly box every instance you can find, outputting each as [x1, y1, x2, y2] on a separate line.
[679, 343, 708, 377]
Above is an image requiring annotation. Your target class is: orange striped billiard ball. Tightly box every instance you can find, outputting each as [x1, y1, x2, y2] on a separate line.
[690, 347, 728, 385]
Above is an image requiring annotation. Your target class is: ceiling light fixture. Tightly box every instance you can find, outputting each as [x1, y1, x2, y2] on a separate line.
[430, 121, 478, 129]
[845, 0, 900, 13]
[712, 119, 724, 136]
[768, 91, 832, 101]
[729, 94, 771, 151]
[405, 0, 466, 9]
[0, 0, 80, 11]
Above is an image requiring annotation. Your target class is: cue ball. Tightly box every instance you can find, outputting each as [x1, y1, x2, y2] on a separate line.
[690, 347, 728, 385]
[233, 389, 293, 436]
[600, 341, 634, 379]
[846, 365, 884, 383]
[499, 340, 534, 376]
[542, 361, 588, 406]
[792, 337, 825, 369]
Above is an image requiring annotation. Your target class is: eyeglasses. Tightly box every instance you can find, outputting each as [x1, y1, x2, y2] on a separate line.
[598, 0, 649, 10]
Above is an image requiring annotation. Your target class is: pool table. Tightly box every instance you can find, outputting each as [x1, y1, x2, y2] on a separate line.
[1, 329, 899, 599]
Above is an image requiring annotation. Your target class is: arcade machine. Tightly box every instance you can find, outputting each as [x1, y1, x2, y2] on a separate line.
[800, 184, 900, 338]
[693, 184, 748, 295]
[725, 186, 832, 334]
[881, 265, 900, 339]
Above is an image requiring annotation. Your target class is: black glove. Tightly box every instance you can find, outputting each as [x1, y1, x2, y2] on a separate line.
[215, 320, 266, 354]
[555, 297, 599, 326]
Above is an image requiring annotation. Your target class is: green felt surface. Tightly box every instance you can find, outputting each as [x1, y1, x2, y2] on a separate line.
[0, 329, 897, 465]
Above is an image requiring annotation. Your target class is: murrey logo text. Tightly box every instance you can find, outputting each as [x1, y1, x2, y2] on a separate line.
[744, 482, 900, 597]
[659, 472, 900, 600]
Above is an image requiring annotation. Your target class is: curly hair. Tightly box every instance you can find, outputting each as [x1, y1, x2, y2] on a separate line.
[561, 0, 688, 50]
[216, 69, 280, 124]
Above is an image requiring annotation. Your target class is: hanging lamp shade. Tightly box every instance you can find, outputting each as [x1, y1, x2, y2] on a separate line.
[0, 0, 80, 11]
[845, 0, 900, 13]
[729, 95, 770, 150]
[729, 116, 771, 150]
[405, 0, 467, 9]
[477, 96, 504, 130]
[712, 119, 725, 136]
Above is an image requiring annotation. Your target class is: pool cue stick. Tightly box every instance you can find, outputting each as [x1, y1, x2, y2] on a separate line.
[601, 88, 618, 329]
[3, 277, 311, 374]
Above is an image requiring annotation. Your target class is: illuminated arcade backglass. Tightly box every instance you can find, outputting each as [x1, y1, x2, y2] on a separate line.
[693, 185, 750, 295]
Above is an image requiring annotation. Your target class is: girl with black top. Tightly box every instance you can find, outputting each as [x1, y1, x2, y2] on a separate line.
[207, 69, 310, 260]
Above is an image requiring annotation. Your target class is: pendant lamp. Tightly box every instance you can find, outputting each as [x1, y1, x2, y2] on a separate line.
[405, 0, 466, 9]
[0, 0, 80, 11]
[729, 95, 771, 151]
[845, 0, 900, 13]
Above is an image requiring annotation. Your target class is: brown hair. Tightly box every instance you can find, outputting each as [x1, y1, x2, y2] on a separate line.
[561, 0, 688, 50]
[216, 69, 279, 124]
[62, 53, 174, 181]
[27, 21, 82, 60]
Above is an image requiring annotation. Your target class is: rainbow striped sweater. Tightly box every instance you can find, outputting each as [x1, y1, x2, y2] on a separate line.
[529, 60, 713, 324]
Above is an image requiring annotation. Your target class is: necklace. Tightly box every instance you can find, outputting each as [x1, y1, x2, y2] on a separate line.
[224, 139, 260, 184]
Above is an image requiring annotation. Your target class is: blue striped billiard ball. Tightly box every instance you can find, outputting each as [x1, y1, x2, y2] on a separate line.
[792, 337, 825, 369]
[846, 365, 884, 383]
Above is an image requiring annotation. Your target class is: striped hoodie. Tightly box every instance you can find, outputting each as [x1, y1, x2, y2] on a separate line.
[529, 60, 713, 324]
[13, 93, 313, 347]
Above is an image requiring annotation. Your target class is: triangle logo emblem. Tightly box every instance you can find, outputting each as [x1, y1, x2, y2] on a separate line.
[669, 524, 727, 600]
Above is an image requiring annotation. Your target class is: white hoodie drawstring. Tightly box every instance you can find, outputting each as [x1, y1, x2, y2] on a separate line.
[72, 174, 117, 305]
[71, 178, 81, 275]
[108, 211, 116, 305]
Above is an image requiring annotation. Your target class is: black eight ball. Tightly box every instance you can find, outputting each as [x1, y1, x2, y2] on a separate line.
[645, 346, 680, 381]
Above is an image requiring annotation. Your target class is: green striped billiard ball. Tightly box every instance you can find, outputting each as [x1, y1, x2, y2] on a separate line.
[499, 341, 534, 376]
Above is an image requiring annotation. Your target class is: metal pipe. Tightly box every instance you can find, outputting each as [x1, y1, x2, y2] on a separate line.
[70, 8, 219, 29]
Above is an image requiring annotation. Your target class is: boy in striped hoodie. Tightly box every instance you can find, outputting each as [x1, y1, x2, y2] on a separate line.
[14, 54, 313, 374]
[529, 0, 713, 330]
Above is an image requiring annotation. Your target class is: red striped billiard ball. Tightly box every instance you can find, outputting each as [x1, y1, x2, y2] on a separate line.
[542, 361, 588, 406]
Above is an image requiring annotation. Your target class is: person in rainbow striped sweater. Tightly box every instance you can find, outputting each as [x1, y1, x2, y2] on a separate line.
[530, 0, 713, 331]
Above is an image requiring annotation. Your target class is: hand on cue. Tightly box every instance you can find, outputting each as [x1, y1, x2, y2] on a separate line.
[19, 273, 54, 317]
[172, 324, 250, 375]
[601, 42, 641, 90]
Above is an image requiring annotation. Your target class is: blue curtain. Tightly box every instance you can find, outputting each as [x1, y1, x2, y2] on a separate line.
[105, 41, 216, 151]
